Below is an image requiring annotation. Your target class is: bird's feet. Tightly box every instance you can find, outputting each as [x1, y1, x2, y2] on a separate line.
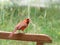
[17, 30, 25, 34]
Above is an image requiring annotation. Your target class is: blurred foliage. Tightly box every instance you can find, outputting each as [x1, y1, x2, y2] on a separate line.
[0, 1, 60, 45]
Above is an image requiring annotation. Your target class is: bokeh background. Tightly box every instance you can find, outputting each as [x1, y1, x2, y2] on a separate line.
[0, 0, 60, 45]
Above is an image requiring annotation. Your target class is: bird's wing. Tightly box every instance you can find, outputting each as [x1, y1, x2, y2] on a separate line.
[15, 22, 27, 30]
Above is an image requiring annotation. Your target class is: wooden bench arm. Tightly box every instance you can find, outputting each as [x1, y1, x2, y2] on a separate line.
[0, 31, 52, 45]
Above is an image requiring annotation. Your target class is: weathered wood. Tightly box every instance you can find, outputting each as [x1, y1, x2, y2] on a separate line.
[0, 31, 52, 43]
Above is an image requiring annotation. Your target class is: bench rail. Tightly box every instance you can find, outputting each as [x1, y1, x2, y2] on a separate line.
[0, 31, 52, 45]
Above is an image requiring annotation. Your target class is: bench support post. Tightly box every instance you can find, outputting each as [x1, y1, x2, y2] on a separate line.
[37, 42, 43, 45]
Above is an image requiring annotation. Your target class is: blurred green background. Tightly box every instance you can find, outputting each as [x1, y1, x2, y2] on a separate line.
[0, 0, 60, 45]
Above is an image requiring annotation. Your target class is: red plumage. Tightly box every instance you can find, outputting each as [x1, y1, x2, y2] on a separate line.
[9, 18, 30, 38]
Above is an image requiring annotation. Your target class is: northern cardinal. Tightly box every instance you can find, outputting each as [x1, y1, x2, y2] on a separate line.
[9, 18, 30, 38]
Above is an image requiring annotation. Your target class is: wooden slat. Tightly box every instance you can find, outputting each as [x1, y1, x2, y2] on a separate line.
[0, 31, 52, 43]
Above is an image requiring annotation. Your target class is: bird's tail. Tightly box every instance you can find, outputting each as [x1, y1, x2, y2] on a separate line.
[8, 29, 17, 38]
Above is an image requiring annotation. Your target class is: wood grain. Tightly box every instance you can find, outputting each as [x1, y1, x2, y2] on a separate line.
[0, 31, 52, 43]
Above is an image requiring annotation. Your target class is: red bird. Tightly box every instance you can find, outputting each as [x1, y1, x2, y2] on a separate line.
[9, 18, 30, 38]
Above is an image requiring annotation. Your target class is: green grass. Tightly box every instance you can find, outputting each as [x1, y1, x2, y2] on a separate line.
[0, 2, 60, 45]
